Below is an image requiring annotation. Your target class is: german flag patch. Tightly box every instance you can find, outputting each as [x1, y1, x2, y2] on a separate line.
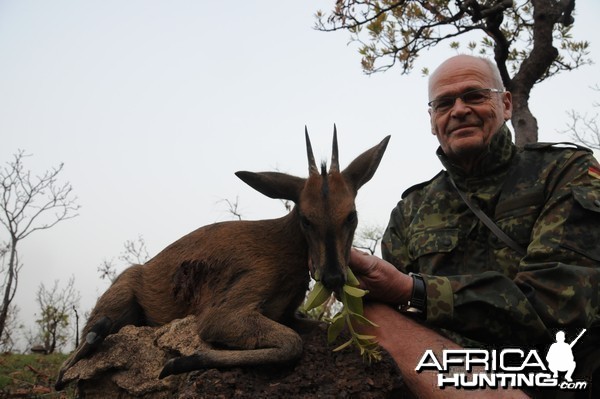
[590, 165, 600, 180]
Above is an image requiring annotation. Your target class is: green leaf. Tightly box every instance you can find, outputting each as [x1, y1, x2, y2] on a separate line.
[332, 338, 353, 352]
[350, 312, 379, 327]
[346, 267, 360, 286]
[354, 333, 377, 341]
[343, 285, 368, 298]
[327, 316, 346, 343]
[303, 282, 332, 311]
[344, 292, 364, 315]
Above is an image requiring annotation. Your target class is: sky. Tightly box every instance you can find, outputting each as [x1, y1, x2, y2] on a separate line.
[1, 1, 599, 350]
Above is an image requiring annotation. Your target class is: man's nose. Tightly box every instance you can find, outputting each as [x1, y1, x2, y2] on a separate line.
[450, 97, 472, 116]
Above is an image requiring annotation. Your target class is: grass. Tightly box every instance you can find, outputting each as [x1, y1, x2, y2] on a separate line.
[0, 352, 77, 398]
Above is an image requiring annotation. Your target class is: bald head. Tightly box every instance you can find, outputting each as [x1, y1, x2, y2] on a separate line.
[429, 55, 504, 98]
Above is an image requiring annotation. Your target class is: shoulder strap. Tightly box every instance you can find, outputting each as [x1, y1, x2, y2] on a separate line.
[447, 174, 527, 257]
[524, 141, 592, 153]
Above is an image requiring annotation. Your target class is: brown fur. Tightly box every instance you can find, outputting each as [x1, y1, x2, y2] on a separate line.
[55, 128, 389, 389]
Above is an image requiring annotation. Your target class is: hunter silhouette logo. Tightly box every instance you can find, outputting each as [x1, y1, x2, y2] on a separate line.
[546, 329, 586, 382]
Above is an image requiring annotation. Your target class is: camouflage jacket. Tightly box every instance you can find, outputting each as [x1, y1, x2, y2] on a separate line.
[382, 124, 600, 349]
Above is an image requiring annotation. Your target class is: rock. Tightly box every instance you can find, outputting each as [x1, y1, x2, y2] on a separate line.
[30, 344, 47, 354]
[62, 316, 413, 398]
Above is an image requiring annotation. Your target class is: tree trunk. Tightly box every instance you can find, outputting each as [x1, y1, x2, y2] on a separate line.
[49, 319, 58, 354]
[74, 306, 80, 349]
[510, 90, 539, 147]
[0, 238, 17, 342]
[507, 0, 569, 146]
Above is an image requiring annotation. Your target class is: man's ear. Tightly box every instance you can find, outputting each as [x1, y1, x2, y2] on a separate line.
[502, 91, 513, 121]
[235, 171, 305, 203]
[428, 108, 437, 136]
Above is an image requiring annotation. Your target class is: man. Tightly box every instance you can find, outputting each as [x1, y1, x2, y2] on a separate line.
[350, 55, 600, 398]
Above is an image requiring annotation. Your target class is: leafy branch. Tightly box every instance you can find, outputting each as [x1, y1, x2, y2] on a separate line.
[303, 268, 382, 363]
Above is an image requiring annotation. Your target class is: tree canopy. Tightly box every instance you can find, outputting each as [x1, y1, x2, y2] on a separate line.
[315, 0, 591, 145]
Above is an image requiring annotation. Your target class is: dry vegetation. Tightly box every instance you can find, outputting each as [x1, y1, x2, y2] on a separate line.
[0, 353, 75, 398]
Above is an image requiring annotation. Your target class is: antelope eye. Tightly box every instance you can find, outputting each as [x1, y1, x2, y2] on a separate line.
[346, 211, 357, 224]
[300, 215, 311, 228]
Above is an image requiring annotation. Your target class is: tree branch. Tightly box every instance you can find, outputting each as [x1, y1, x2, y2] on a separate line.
[0, 150, 80, 341]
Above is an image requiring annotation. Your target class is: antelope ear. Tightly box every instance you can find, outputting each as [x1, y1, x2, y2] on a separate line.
[235, 171, 305, 203]
[341, 135, 390, 193]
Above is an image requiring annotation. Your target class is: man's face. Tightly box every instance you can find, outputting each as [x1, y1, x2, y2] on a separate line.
[428, 57, 512, 168]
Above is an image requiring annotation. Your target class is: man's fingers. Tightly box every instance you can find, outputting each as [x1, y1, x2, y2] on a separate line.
[352, 247, 369, 256]
[350, 248, 379, 276]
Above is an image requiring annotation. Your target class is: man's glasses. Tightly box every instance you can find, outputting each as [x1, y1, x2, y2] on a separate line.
[428, 88, 504, 113]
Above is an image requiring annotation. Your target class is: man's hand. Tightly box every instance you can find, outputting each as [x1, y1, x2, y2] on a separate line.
[356, 302, 531, 399]
[349, 248, 413, 306]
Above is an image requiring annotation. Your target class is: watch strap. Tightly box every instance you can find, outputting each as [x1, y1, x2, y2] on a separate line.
[398, 272, 427, 319]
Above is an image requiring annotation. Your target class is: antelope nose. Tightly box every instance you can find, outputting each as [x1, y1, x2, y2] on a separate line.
[322, 270, 345, 292]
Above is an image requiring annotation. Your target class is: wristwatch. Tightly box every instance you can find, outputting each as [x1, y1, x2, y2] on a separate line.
[398, 272, 427, 318]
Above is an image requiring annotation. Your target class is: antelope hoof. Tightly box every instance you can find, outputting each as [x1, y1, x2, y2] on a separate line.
[86, 331, 100, 345]
[54, 372, 67, 391]
[159, 358, 176, 379]
[159, 354, 206, 379]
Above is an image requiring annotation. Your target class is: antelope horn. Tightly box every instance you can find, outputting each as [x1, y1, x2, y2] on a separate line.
[330, 124, 340, 173]
[305, 126, 318, 175]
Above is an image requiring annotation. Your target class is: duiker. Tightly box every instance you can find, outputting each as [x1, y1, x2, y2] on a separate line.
[56, 127, 389, 389]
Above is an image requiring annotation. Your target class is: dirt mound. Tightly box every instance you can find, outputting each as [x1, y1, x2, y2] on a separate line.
[62, 316, 414, 398]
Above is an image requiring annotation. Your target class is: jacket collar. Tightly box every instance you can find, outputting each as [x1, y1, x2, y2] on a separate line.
[436, 123, 516, 180]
